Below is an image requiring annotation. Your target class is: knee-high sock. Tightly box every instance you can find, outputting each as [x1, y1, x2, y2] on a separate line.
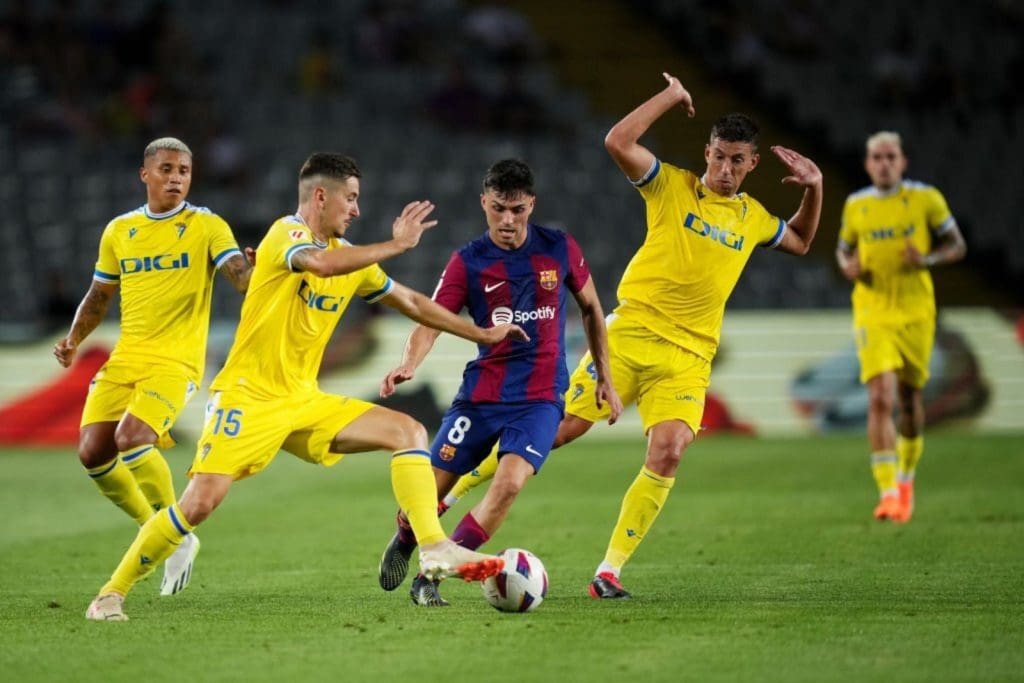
[602, 466, 675, 571]
[897, 436, 924, 482]
[391, 450, 445, 547]
[871, 451, 899, 498]
[451, 512, 489, 551]
[101, 504, 193, 596]
[86, 458, 154, 525]
[441, 446, 500, 512]
[122, 446, 176, 512]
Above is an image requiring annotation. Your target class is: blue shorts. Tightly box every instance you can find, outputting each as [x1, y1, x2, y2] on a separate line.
[430, 401, 563, 475]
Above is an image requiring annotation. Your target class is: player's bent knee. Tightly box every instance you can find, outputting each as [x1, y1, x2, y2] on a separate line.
[78, 424, 118, 468]
[553, 415, 592, 448]
[113, 422, 157, 453]
[381, 414, 429, 452]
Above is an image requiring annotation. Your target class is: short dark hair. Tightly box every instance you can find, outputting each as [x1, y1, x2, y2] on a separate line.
[483, 159, 535, 198]
[710, 113, 760, 149]
[299, 152, 361, 183]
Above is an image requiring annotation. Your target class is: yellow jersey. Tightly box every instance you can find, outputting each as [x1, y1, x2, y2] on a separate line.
[839, 180, 954, 325]
[615, 159, 787, 360]
[211, 215, 394, 399]
[94, 202, 240, 378]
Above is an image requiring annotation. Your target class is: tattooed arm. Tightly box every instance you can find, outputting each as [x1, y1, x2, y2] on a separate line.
[218, 253, 253, 293]
[53, 281, 117, 368]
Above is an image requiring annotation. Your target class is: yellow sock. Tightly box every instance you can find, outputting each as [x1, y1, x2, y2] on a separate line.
[871, 451, 899, 498]
[86, 458, 154, 525]
[391, 450, 445, 546]
[122, 446, 176, 512]
[604, 466, 675, 569]
[101, 504, 193, 596]
[897, 436, 924, 481]
[449, 445, 500, 502]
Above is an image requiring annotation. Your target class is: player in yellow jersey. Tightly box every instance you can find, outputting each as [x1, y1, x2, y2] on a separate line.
[439, 73, 824, 598]
[85, 153, 524, 620]
[836, 131, 966, 523]
[54, 137, 251, 599]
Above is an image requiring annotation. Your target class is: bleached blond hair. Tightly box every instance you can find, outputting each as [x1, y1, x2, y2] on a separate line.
[866, 131, 903, 153]
[143, 137, 192, 160]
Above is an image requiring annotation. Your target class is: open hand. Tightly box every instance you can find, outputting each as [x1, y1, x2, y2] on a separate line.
[393, 201, 438, 251]
[772, 145, 822, 187]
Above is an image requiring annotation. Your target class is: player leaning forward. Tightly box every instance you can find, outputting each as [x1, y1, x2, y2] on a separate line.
[441, 74, 824, 598]
[836, 131, 966, 523]
[85, 153, 523, 621]
[55, 137, 252, 597]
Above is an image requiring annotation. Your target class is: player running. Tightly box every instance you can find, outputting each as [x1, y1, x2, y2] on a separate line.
[836, 131, 966, 523]
[375, 159, 622, 606]
[85, 153, 523, 621]
[55, 137, 251, 598]
[439, 73, 824, 598]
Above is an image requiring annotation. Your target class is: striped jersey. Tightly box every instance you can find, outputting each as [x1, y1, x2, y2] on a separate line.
[433, 224, 590, 405]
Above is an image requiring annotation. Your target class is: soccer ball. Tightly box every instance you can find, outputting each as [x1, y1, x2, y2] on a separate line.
[480, 548, 548, 612]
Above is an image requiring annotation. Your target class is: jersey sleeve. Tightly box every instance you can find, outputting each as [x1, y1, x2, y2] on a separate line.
[758, 211, 788, 249]
[631, 157, 670, 200]
[564, 233, 591, 293]
[838, 197, 858, 249]
[924, 186, 955, 234]
[264, 219, 317, 273]
[430, 252, 468, 313]
[355, 263, 394, 303]
[93, 222, 120, 284]
[207, 214, 242, 269]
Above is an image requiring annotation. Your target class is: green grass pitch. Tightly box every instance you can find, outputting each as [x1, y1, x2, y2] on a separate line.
[1, 433, 1022, 682]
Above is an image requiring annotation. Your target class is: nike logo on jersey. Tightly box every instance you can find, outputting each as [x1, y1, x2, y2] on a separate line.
[524, 445, 543, 457]
[484, 282, 505, 292]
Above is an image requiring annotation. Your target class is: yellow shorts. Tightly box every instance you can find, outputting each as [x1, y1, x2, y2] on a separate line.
[190, 389, 377, 480]
[80, 361, 198, 441]
[855, 318, 935, 388]
[565, 314, 710, 435]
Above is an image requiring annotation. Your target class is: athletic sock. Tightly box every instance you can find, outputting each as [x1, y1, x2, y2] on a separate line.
[390, 450, 445, 546]
[444, 447, 500, 511]
[86, 458, 154, 525]
[897, 436, 924, 482]
[603, 466, 676, 569]
[451, 512, 489, 551]
[101, 504, 193, 596]
[122, 446, 176, 512]
[871, 450, 899, 498]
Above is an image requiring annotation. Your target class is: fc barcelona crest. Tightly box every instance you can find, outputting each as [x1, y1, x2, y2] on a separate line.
[440, 444, 457, 461]
[539, 269, 558, 291]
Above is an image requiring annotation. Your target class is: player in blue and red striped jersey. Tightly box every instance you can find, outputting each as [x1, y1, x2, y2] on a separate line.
[377, 159, 622, 606]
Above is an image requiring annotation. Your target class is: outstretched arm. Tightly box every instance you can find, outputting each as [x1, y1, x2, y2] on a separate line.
[771, 145, 823, 256]
[605, 72, 695, 181]
[380, 325, 443, 398]
[572, 278, 622, 425]
[218, 253, 253, 293]
[292, 201, 438, 277]
[53, 280, 118, 367]
[380, 282, 529, 347]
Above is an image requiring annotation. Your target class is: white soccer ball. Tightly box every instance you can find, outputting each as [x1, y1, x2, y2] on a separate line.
[480, 548, 548, 612]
